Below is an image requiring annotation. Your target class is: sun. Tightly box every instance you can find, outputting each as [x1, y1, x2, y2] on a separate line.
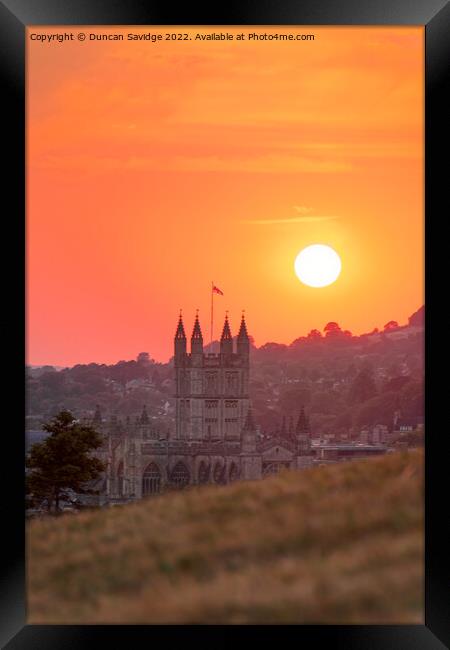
[294, 244, 342, 288]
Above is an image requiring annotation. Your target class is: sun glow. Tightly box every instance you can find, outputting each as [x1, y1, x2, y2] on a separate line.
[294, 244, 342, 288]
[28, 26, 423, 364]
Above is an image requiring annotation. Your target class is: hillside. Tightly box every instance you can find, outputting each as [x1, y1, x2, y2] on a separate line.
[27, 450, 424, 624]
[26, 310, 424, 437]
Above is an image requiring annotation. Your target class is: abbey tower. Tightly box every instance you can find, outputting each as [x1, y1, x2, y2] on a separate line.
[174, 313, 250, 442]
[98, 310, 313, 503]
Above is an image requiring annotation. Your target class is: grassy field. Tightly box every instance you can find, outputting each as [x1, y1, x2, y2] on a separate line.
[27, 450, 424, 624]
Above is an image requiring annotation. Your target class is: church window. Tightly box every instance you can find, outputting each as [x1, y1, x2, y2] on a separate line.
[229, 463, 239, 482]
[198, 462, 210, 484]
[170, 461, 190, 488]
[213, 462, 226, 484]
[142, 462, 161, 496]
[262, 462, 279, 477]
[117, 461, 124, 496]
[262, 461, 290, 477]
[205, 372, 218, 395]
[225, 372, 238, 395]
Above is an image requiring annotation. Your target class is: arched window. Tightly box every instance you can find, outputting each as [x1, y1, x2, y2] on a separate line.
[262, 462, 279, 478]
[198, 462, 210, 484]
[213, 462, 226, 485]
[142, 462, 162, 496]
[262, 461, 290, 478]
[229, 463, 239, 483]
[205, 372, 218, 395]
[117, 461, 125, 496]
[170, 462, 190, 489]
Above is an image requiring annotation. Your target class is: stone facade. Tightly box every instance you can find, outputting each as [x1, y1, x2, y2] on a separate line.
[97, 314, 314, 502]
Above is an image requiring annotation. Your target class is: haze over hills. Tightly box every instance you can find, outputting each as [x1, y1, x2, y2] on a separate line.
[26, 307, 424, 437]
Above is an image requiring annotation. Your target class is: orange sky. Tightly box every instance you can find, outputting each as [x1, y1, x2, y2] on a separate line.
[27, 26, 424, 366]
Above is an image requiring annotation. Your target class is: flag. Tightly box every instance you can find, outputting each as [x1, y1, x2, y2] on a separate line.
[212, 285, 224, 295]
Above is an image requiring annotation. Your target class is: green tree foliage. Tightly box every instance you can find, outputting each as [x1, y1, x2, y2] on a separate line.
[278, 386, 311, 413]
[26, 410, 106, 513]
[354, 392, 399, 429]
[311, 390, 341, 415]
[398, 380, 424, 416]
[408, 305, 425, 326]
[348, 367, 377, 405]
[384, 320, 399, 331]
[307, 328, 322, 340]
[333, 409, 354, 432]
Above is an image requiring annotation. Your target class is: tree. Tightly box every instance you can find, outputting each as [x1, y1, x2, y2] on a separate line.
[408, 305, 424, 327]
[26, 410, 106, 513]
[333, 409, 354, 432]
[310, 390, 341, 415]
[384, 320, 399, 331]
[323, 321, 341, 332]
[278, 386, 311, 413]
[354, 392, 399, 429]
[348, 367, 377, 405]
[151, 368, 162, 387]
[324, 322, 343, 339]
[137, 352, 151, 365]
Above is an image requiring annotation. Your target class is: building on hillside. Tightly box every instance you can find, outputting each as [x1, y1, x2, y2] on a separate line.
[313, 443, 388, 464]
[358, 423, 390, 445]
[95, 313, 314, 503]
[393, 412, 424, 433]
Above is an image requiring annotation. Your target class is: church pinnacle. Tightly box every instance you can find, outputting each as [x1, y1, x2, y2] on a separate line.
[220, 314, 233, 354]
[243, 405, 256, 432]
[140, 404, 149, 425]
[174, 311, 187, 362]
[191, 312, 203, 340]
[237, 312, 250, 358]
[191, 312, 203, 356]
[296, 406, 310, 434]
[296, 406, 308, 433]
[237, 312, 249, 340]
[175, 312, 186, 340]
[221, 314, 232, 340]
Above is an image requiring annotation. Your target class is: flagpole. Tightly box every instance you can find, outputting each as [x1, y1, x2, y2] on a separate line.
[210, 281, 214, 353]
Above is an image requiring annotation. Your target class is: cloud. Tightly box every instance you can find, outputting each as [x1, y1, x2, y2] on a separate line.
[170, 155, 352, 174]
[30, 150, 353, 174]
[241, 216, 339, 225]
[293, 206, 314, 214]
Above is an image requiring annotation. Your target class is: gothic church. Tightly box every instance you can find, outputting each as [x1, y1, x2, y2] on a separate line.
[99, 313, 313, 502]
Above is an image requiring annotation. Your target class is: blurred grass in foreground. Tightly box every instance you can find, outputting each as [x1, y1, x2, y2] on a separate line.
[27, 450, 423, 623]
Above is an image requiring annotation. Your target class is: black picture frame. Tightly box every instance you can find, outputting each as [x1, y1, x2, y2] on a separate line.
[2, 1, 449, 647]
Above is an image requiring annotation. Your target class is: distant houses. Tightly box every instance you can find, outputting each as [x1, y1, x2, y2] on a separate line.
[393, 415, 424, 434]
